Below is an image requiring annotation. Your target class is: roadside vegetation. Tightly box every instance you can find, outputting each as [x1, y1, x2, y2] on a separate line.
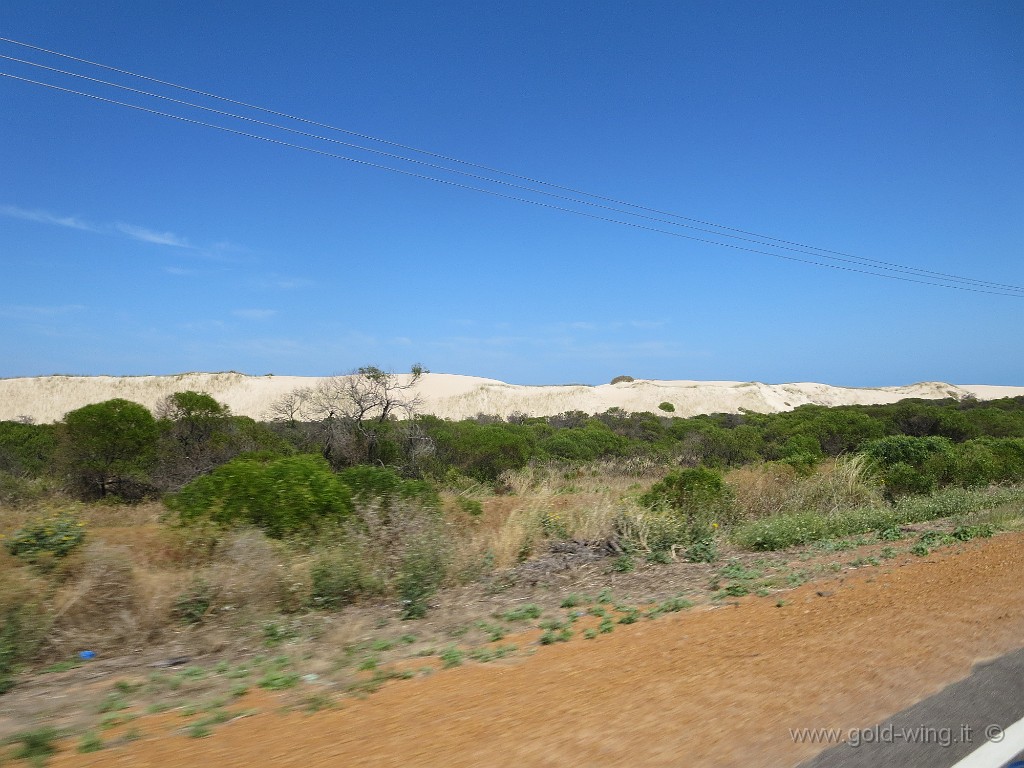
[2, 368, 1024, 758]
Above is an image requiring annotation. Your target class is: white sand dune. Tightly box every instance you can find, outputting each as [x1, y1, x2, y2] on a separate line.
[1, 372, 1022, 424]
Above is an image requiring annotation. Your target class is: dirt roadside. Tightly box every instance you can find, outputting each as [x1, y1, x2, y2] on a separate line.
[34, 530, 1024, 768]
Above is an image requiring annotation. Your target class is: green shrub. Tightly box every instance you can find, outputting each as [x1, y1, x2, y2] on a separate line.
[0, 421, 58, 477]
[336, 465, 439, 510]
[167, 454, 353, 537]
[882, 462, 936, 498]
[3, 511, 86, 562]
[397, 535, 449, 619]
[685, 537, 718, 563]
[421, 420, 535, 482]
[610, 375, 635, 384]
[0, 574, 50, 694]
[946, 442, 1001, 487]
[0, 471, 52, 506]
[455, 496, 484, 517]
[861, 435, 954, 468]
[539, 424, 626, 462]
[640, 467, 735, 540]
[10, 727, 59, 761]
[658, 402, 675, 413]
[500, 604, 542, 622]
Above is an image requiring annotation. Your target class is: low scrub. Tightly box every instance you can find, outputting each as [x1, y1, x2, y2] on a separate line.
[732, 485, 1024, 550]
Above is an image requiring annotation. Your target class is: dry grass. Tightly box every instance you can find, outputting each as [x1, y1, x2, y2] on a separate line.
[725, 456, 883, 521]
[446, 465, 644, 570]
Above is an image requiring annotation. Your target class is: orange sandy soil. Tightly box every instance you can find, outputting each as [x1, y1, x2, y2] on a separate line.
[34, 531, 1024, 768]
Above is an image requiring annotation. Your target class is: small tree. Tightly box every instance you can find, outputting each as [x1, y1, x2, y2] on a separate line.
[60, 399, 158, 498]
[154, 391, 236, 490]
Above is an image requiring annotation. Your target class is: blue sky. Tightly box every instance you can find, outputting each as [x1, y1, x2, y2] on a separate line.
[1, 1, 1021, 386]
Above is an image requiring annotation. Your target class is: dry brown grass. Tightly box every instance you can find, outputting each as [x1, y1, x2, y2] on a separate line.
[725, 456, 883, 522]
[444, 465, 645, 571]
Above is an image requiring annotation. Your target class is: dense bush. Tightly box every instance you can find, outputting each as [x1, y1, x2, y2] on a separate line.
[0, 573, 49, 694]
[860, 434, 1024, 498]
[421, 419, 535, 481]
[166, 454, 353, 537]
[538, 422, 626, 462]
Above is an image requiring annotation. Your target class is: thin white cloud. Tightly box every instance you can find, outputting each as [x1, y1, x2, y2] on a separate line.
[232, 309, 278, 320]
[0, 205, 97, 232]
[3, 203, 193, 249]
[115, 222, 190, 248]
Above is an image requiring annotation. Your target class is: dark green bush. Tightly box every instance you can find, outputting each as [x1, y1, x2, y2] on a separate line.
[539, 423, 626, 462]
[0, 578, 49, 694]
[396, 539, 449, 619]
[422, 420, 534, 482]
[60, 399, 160, 499]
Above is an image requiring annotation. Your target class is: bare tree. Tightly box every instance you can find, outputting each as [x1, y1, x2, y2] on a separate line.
[265, 386, 314, 427]
[269, 365, 427, 467]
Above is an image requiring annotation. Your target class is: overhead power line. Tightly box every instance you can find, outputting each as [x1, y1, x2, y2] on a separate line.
[3, 52, 1022, 295]
[1, 36, 1021, 298]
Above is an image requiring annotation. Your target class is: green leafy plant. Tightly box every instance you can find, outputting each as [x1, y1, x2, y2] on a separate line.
[500, 604, 542, 622]
[611, 554, 635, 572]
[10, 727, 59, 762]
[258, 669, 300, 690]
[78, 730, 104, 753]
[685, 537, 718, 563]
[439, 646, 464, 668]
[3, 512, 86, 562]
